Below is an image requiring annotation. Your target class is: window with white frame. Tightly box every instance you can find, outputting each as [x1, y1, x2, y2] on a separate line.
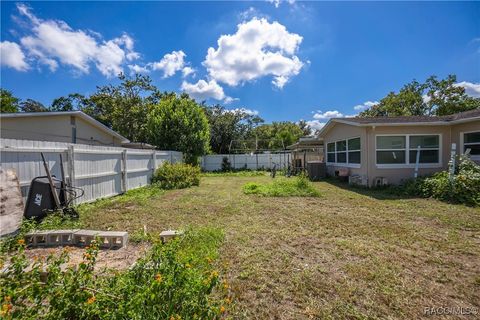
[463, 131, 480, 156]
[326, 137, 361, 165]
[376, 134, 440, 165]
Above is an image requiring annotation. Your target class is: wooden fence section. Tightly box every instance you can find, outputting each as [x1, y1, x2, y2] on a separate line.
[0, 138, 182, 205]
[201, 153, 291, 172]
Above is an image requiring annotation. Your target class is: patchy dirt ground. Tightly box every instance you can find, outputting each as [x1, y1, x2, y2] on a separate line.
[21, 243, 150, 271]
[77, 176, 480, 319]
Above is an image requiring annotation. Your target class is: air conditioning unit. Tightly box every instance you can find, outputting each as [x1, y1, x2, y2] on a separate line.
[374, 177, 388, 187]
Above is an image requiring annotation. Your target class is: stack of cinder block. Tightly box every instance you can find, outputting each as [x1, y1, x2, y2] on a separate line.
[25, 230, 128, 249]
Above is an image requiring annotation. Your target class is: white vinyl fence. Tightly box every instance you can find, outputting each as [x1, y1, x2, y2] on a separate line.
[0, 138, 182, 205]
[201, 153, 291, 172]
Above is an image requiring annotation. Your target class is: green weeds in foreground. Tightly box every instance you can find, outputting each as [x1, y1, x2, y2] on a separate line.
[0, 228, 228, 319]
[243, 175, 320, 197]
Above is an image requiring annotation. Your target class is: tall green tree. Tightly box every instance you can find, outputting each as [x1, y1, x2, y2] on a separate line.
[360, 75, 480, 117]
[248, 121, 305, 151]
[1, 89, 20, 113]
[19, 99, 48, 112]
[204, 105, 264, 154]
[84, 73, 159, 142]
[146, 94, 210, 164]
[51, 93, 88, 112]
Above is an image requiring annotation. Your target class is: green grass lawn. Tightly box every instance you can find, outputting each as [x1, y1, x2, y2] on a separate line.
[77, 175, 480, 319]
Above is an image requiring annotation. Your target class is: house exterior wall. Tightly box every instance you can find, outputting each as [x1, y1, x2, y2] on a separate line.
[365, 125, 451, 186]
[75, 117, 122, 146]
[0, 115, 122, 146]
[450, 120, 480, 163]
[322, 122, 368, 178]
[321, 119, 479, 186]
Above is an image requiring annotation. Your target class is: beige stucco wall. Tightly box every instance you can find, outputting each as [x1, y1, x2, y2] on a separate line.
[365, 125, 451, 186]
[0, 115, 122, 146]
[450, 120, 480, 163]
[322, 122, 368, 178]
[75, 117, 122, 146]
[322, 120, 480, 186]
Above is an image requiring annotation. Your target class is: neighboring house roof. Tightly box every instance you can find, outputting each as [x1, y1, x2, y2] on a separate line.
[317, 109, 480, 137]
[287, 136, 324, 150]
[0, 111, 129, 143]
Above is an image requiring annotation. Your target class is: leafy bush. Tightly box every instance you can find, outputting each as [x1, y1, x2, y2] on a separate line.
[0, 228, 229, 319]
[395, 156, 480, 206]
[152, 162, 201, 190]
[243, 175, 320, 197]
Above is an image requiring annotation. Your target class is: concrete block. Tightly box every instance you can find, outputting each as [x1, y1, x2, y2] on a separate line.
[73, 230, 101, 247]
[25, 231, 49, 247]
[160, 230, 183, 243]
[47, 229, 79, 246]
[97, 231, 128, 249]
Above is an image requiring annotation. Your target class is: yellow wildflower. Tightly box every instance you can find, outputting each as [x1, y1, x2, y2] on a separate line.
[225, 297, 232, 304]
[155, 273, 163, 283]
[17, 239, 25, 246]
[87, 296, 96, 304]
[220, 305, 226, 313]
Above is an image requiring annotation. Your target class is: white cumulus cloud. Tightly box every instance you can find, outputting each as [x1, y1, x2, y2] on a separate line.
[313, 110, 344, 120]
[204, 17, 304, 89]
[353, 100, 379, 111]
[455, 81, 480, 98]
[306, 120, 326, 131]
[15, 3, 139, 77]
[0, 41, 29, 71]
[151, 50, 186, 78]
[227, 108, 259, 115]
[181, 79, 234, 103]
[182, 66, 195, 78]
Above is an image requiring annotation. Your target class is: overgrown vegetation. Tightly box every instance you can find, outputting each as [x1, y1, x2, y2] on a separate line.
[394, 156, 480, 206]
[243, 175, 320, 197]
[152, 162, 201, 190]
[202, 170, 268, 177]
[0, 228, 228, 319]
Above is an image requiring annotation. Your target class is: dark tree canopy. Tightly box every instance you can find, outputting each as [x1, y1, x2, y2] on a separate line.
[19, 99, 48, 113]
[360, 75, 480, 117]
[204, 105, 264, 154]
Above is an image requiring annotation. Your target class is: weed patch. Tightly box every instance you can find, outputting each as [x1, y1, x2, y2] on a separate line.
[0, 228, 227, 319]
[243, 175, 320, 197]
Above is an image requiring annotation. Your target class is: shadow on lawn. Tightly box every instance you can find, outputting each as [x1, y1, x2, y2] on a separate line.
[322, 178, 418, 201]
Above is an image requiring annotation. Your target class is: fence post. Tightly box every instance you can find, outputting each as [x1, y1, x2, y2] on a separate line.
[121, 149, 127, 193]
[67, 145, 76, 204]
[152, 151, 157, 173]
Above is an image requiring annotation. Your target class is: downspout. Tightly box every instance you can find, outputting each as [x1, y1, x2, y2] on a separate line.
[366, 126, 371, 187]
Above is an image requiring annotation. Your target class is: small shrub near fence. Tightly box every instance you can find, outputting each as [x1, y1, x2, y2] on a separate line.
[394, 156, 480, 206]
[152, 162, 201, 189]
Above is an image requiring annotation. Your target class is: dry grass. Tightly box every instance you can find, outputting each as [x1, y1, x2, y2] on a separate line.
[78, 176, 480, 319]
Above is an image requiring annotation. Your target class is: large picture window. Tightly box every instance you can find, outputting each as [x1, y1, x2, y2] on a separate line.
[376, 134, 440, 166]
[464, 132, 480, 156]
[326, 137, 361, 166]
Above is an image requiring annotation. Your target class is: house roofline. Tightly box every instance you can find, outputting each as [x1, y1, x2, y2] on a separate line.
[317, 115, 480, 138]
[0, 111, 129, 143]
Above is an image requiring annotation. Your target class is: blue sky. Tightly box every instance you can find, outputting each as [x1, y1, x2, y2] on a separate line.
[1, 1, 479, 130]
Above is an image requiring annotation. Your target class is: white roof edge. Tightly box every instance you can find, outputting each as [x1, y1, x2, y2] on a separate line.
[0, 111, 129, 143]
